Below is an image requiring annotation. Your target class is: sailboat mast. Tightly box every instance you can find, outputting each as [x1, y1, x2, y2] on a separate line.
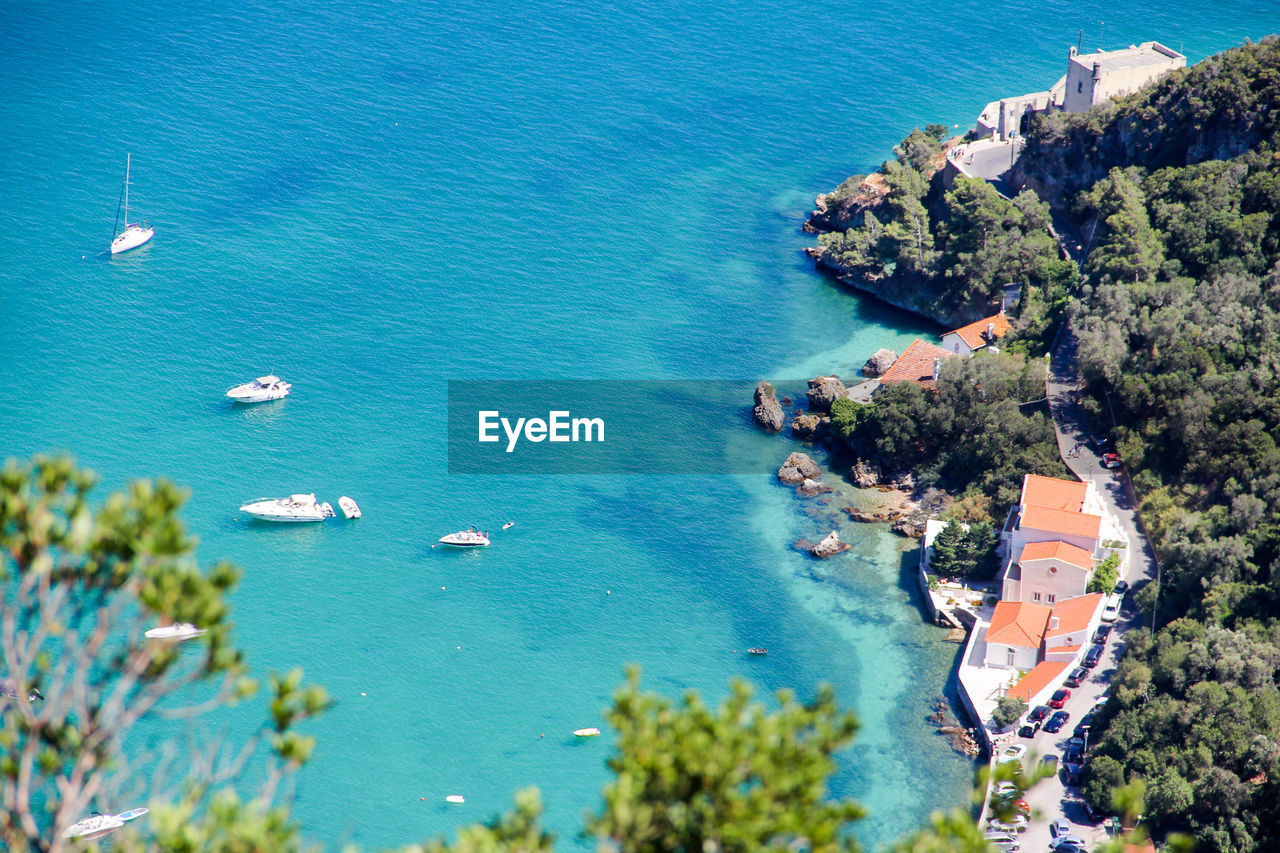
[123, 153, 131, 226]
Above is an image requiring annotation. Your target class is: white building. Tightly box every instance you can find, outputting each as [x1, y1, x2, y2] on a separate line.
[1063, 42, 1186, 114]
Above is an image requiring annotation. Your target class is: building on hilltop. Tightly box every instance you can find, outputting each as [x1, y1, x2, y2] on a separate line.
[975, 40, 1185, 141]
[1063, 41, 1186, 113]
[940, 312, 1011, 357]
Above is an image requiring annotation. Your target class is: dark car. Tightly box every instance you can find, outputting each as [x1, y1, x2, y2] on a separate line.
[1113, 580, 1130, 596]
[1074, 712, 1096, 736]
[1019, 719, 1041, 738]
[1028, 704, 1050, 723]
[1092, 624, 1112, 645]
[1082, 645, 1104, 669]
[1043, 710, 1070, 733]
[1062, 761, 1084, 785]
[1049, 688, 1072, 708]
[1064, 667, 1088, 688]
[1041, 753, 1059, 773]
[1092, 435, 1116, 455]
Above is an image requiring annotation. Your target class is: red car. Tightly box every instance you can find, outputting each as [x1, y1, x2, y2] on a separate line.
[1103, 452, 1122, 469]
[1049, 688, 1071, 708]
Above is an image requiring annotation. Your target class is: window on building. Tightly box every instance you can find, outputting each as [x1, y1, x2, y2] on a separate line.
[1047, 593, 1057, 604]
[1032, 592, 1041, 602]
[1077, 81, 1083, 93]
[1007, 648, 1015, 666]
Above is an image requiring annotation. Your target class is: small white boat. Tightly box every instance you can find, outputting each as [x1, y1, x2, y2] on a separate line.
[110, 153, 154, 255]
[63, 814, 125, 840]
[239, 494, 333, 522]
[438, 528, 490, 548]
[113, 807, 150, 822]
[144, 623, 206, 641]
[226, 375, 291, 403]
[445, 794, 466, 804]
[338, 496, 361, 519]
[574, 727, 601, 737]
[502, 521, 515, 530]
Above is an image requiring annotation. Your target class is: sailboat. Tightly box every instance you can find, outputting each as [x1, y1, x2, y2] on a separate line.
[110, 154, 154, 254]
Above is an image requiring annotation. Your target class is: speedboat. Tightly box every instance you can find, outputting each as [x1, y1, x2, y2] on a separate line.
[338, 496, 361, 519]
[239, 494, 333, 522]
[226, 375, 291, 403]
[747, 648, 767, 655]
[144, 623, 206, 641]
[445, 794, 466, 804]
[64, 814, 125, 840]
[574, 727, 601, 737]
[438, 528, 490, 548]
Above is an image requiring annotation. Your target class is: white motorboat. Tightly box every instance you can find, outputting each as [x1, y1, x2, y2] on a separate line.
[445, 794, 466, 804]
[226, 375, 291, 403]
[438, 528, 490, 548]
[239, 494, 334, 522]
[110, 154, 154, 254]
[338, 496, 361, 519]
[144, 623, 206, 641]
[64, 813, 125, 840]
[574, 727, 601, 737]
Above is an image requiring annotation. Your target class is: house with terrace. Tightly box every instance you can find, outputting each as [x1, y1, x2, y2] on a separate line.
[1001, 474, 1105, 604]
[940, 312, 1011, 357]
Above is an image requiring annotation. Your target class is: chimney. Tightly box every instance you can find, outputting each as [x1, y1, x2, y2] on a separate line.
[932, 358, 941, 380]
[985, 321, 996, 341]
[1049, 617, 1060, 630]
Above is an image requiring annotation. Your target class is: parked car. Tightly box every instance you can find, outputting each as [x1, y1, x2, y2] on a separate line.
[993, 781, 1018, 797]
[983, 832, 1020, 851]
[988, 814, 1028, 833]
[1062, 762, 1083, 785]
[1051, 836, 1088, 851]
[1018, 720, 1041, 738]
[1064, 741, 1085, 763]
[1103, 451, 1122, 469]
[1092, 435, 1116, 455]
[1049, 688, 1072, 708]
[1092, 624, 1113, 644]
[1028, 704, 1050, 722]
[997, 744, 1027, 764]
[1049, 818, 1071, 838]
[1083, 644, 1104, 668]
[1113, 580, 1130, 596]
[1074, 712, 1096, 736]
[1101, 595, 1122, 622]
[1041, 753, 1060, 773]
[1065, 666, 1088, 687]
[1043, 710, 1070, 733]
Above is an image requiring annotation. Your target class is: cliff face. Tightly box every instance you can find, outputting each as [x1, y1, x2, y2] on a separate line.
[805, 246, 979, 329]
[1015, 36, 1280, 206]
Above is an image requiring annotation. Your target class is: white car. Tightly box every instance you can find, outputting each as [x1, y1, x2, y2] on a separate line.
[1100, 594, 1122, 622]
[988, 814, 1029, 833]
[996, 744, 1027, 764]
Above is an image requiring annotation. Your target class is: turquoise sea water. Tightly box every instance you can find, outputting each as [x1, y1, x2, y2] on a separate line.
[1, 0, 1274, 847]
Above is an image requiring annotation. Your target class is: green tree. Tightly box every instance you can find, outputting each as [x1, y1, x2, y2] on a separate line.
[0, 457, 330, 853]
[992, 696, 1028, 730]
[586, 668, 865, 853]
[929, 520, 965, 576]
[1089, 553, 1121, 593]
[830, 397, 872, 442]
[1081, 168, 1166, 283]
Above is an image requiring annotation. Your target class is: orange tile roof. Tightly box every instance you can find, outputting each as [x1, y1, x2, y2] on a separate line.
[944, 312, 1011, 350]
[1046, 644, 1082, 656]
[1007, 660, 1070, 704]
[879, 339, 955, 389]
[1019, 540, 1094, 570]
[1045, 593, 1104, 638]
[987, 601, 1051, 649]
[1021, 474, 1088, 512]
[1020, 505, 1102, 540]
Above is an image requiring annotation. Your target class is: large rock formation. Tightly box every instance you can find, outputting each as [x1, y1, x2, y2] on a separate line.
[809, 530, 850, 558]
[850, 459, 883, 488]
[777, 452, 821, 484]
[791, 411, 822, 439]
[805, 376, 847, 413]
[862, 348, 898, 378]
[752, 381, 784, 432]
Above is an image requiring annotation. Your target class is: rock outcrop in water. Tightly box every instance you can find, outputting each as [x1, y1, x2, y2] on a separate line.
[805, 375, 847, 413]
[862, 348, 898, 377]
[777, 452, 820, 484]
[809, 530, 850, 558]
[752, 381, 784, 432]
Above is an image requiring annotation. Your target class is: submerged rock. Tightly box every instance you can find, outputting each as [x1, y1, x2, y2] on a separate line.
[862, 348, 898, 377]
[809, 530, 850, 558]
[777, 452, 821, 484]
[797, 478, 832, 496]
[752, 381, 784, 432]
